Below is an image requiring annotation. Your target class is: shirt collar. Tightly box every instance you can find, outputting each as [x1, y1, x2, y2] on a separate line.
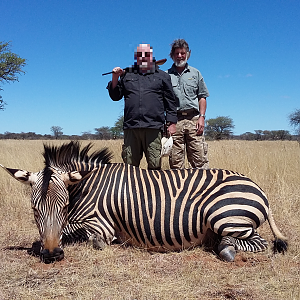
[170, 63, 190, 74]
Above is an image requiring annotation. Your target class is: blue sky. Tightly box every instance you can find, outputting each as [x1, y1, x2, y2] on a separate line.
[1, 0, 299, 136]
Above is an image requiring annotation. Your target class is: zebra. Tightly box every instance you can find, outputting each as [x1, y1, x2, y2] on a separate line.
[1, 141, 287, 263]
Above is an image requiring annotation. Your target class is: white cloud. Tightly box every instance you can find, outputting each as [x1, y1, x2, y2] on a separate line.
[218, 74, 230, 79]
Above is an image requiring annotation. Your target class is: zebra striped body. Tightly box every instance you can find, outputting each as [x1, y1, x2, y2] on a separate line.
[65, 164, 269, 252]
[1, 141, 287, 263]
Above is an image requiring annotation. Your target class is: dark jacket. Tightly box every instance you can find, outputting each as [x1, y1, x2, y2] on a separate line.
[107, 66, 177, 130]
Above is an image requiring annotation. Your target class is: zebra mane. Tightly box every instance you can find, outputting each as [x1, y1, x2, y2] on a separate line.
[43, 141, 113, 172]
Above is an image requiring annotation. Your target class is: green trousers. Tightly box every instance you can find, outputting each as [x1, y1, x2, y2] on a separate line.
[122, 128, 162, 170]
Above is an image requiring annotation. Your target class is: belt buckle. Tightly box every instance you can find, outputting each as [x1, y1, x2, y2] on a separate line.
[181, 112, 187, 115]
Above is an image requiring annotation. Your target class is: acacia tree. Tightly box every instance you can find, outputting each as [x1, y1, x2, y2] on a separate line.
[0, 41, 26, 110]
[289, 109, 300, 135]
[81, 131, 95, 140]
[95, 126, 112, 140]
[110, 115, 124, 139]
[206, 116, 234, 140]
[50, 126, 63, 139]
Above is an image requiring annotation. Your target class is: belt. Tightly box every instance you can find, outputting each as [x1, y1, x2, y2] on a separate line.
[177, 109, 199, 117]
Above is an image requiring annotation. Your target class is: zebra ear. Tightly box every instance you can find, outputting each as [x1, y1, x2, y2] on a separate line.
[62, 169, 96, 186]
[0, 164, 38, 185]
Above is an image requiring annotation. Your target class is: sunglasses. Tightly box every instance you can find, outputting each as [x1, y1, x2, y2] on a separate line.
[136, 52, 151, 57]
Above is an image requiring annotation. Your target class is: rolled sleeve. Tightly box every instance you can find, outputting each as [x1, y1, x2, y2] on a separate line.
[198, 76, 210, 98]
[107, 81, 124, 101]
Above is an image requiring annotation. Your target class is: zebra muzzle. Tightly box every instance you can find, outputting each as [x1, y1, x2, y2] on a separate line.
[40, 247, 64, 264]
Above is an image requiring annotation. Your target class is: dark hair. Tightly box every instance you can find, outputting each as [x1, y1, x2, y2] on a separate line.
[169, 39, 190, 59]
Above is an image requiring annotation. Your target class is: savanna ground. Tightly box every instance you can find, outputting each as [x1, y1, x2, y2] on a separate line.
[0, 139, 299, 300]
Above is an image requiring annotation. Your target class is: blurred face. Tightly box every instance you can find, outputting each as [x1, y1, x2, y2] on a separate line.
[135, 44, 153, 70]
[172, 47, 188, 68]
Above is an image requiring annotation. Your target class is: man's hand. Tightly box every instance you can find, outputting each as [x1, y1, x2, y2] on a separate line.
[111, 67, 124, 89]
[167, 123, 176, 136]
[112, 67, 124, 77]
[196, 117, 205, 135]
[197, 97, 207, 135]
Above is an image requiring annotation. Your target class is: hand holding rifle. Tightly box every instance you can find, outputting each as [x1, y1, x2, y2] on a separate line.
[111, 67, 125, 89]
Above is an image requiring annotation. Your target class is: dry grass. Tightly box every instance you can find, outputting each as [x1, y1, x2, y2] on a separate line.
[0, 139, 299, 300]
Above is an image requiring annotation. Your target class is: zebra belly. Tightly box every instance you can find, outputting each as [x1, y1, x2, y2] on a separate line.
[114, 228, 207, 252]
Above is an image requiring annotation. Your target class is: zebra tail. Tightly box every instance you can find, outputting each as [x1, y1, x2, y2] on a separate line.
[267, 208, 288, 254]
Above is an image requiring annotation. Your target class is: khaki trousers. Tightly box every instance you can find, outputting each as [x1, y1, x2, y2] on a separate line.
[169, 116, 209, 169]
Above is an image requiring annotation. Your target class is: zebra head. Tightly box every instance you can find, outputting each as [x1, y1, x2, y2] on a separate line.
[1, 164, 89, 263]
[1, 141, 113, 263]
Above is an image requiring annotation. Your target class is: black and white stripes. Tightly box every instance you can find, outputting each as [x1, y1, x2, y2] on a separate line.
[65, 164, 271, 252]
[1, 141, 287, 262]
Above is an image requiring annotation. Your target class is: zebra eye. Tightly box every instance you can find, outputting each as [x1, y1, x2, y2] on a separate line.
[63, 205, 69, 213]
[32, 207, 39, 216]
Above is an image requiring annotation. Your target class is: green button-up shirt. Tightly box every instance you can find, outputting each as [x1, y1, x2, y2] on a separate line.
[167, 63, 210, 112]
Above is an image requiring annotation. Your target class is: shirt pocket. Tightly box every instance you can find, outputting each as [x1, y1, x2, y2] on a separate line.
[147, 76, 162, 91]
[170, 76, 179, 88]
[123, 75, 139, 91]
[184, 79, 198, 97]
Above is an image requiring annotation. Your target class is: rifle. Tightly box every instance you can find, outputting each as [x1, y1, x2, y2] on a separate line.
[102, 58, 167, 76]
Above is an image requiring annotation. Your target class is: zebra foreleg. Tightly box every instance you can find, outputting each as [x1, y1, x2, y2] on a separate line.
[62, 224, 90, 245]
[88, 233, 108, 250]
[62, 224, 112, 250]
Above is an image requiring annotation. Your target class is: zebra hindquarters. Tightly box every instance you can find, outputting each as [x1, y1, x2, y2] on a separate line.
[204, 187, 270, 261]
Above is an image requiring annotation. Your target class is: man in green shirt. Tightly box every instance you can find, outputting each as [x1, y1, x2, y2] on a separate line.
[167, 39, 210, 169]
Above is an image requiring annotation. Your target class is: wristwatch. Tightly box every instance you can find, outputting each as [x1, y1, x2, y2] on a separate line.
[200, 114, 206, 119]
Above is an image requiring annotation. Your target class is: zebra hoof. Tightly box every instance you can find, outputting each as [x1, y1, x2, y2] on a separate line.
[218, 245, 236, 262]
[88, 234, 106, 250]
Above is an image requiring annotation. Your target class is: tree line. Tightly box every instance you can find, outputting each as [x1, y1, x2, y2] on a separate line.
[0, 128, 296, 141]
[203, 116, 298, 141]
[1, 114, 299, 141]
[0, 116, 125, 140]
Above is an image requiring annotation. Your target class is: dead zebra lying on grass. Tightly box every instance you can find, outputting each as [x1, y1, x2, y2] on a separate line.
[1, 141, 288, 263]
